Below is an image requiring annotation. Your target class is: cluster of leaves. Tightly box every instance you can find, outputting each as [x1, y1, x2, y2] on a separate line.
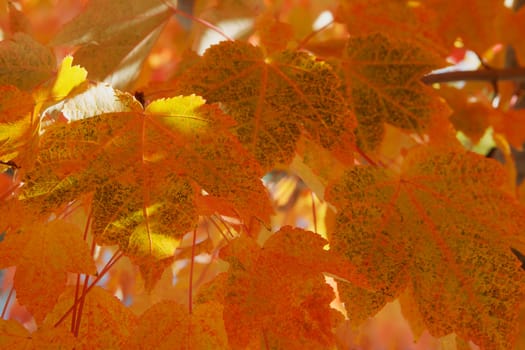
[1, 0, 525, 349]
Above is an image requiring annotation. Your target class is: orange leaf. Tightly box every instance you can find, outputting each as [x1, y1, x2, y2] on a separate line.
[0, 319, 77, 349]
[44, 286, 136, 349]
[340, 33, 448, 151]
[21, 94, 271, 287]
[0, 33, 55, 91]
[0, 220, 96, 322]
[125, 301, 228, 349]
[51, 0, 172, 88]
[326, 146, 525, 349]
[174, 40, 356, 170]
[220, 227, 363, 349]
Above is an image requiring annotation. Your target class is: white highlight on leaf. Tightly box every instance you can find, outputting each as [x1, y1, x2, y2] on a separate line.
[313, 10, 333, 31]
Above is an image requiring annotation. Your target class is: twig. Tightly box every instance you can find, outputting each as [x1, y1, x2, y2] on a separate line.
[421, 67, 525, 85]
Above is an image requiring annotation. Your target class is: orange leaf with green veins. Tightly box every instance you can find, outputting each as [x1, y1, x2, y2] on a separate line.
[125, 301, 229, 350]
[0, 32, 55, 91]
[44, 286, 137, 350]
[326, 146, 525, 349]
[51, 0, 173, 88]
[340, 33, 448, 151]
[220, 227, 365, 349]
[21, 94, 271, 286]
[0, 220, 96, 323]
[174, 40, 356, 171]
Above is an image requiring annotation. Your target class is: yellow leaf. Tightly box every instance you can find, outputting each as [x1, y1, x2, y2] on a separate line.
[51, 55, 87, 100]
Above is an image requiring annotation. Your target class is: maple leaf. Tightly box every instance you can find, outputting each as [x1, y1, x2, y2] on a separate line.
[44, 286, 137, 349]
[326, 146, 525, 349]
[50, 0, 173, 88]
[21, 94, 271, 287]
[0, 220, 96, 323]
[0, 319, 77, 349]
[173, 40, 356, 171]
[125, 300, 229, 349]
[339, 33, 448, 151]
[0, 32, 55, 91]
[219, 226, 366, 349]
[423, 0, 510, 55]
[335, 0, 448, 56]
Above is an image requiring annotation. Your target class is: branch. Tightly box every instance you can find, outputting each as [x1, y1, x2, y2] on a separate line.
[421, 67, 525, 85]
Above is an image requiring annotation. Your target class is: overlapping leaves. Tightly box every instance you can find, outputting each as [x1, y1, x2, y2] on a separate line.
[340, 33, 448, 151]
[219, 226, 366, 349]
[173, 40, 356, 170]
[21, 95, 271, 275]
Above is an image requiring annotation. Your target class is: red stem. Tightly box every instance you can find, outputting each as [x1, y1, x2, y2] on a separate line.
[354, 145, 377, 166]
[188, 227, 197, 315]
[161, 0, 234, 41]
[311, 191, 318, 234]
[71, 208, 94, 333]
[421, 66, 525, 85]
[54, 250, 123, 328]
[296, 20, 334, 51]
[71, 274, 80, 333]
[1, 286, 14, 319]
[74, 274, 90, 336]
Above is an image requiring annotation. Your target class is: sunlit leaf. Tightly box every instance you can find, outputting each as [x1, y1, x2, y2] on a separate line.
[174, 40, 356, 170]
[21, 94, 271, 287]
[340, 33, 448, 151]
[51, 0, 173, 88]
[0, 220, 96, 322]
[125, 301, 228, 349]
[326, 146, 525, 348]
[44, 286, 137, 349]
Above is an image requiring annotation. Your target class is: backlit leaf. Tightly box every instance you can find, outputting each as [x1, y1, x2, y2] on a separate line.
[0, 85, 36, 165]
[0, 220, 96, 322]
[125, 301, 228, 349]
[340, 33, 447, 151]
[0, 319, 77, 349]
[44, 286, 137, 350]
[50, 55, 87, 101]
[326, 146, 525, 349]
[220, 227, 364, 349]
[21, 94, 271, 286]
[174, 40, 356, 170]
[51, 0, 173, 88]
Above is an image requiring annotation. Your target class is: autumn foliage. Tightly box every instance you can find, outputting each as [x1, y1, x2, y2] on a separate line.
[3, 0, 525, 349]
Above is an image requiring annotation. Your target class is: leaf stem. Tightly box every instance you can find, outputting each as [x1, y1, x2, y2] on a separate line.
[421, 66, 525, 85]
[296, 20, 334, 51]
[54, 250, 123, 328]
[161, 0, 234, 42]
[188, 227, 197, 315]
[311, 191, 318, 234]
[1, 285, 14, 319]
[71, 208, 94, 333]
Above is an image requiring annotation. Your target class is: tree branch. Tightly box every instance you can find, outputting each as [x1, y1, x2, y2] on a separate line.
[422, 67, 525, 85]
